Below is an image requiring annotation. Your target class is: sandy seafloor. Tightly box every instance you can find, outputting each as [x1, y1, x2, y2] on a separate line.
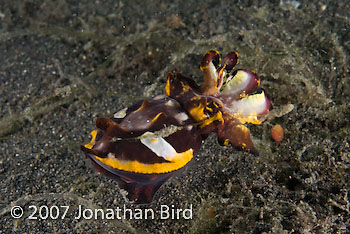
[0, 0, 349, 233]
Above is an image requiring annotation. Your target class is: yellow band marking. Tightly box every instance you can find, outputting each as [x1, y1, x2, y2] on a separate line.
[232, 112, 262, 125]
[134, 100, 150, 113]
[165, 78, 171, 96]
[94, 148, 194, 174]
[84, 130, 98, 149]
[188, 102, 207, 121]
[205, 106, 213, 113]
[223, 139, 230, 146]
[200, 111, 223, 128]
[151, 112, 164, 123]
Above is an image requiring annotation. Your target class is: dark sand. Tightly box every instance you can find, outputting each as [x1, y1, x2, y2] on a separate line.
[0, 1, 349, 233]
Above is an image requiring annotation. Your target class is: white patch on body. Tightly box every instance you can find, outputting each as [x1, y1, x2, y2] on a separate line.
[185, 125, 193, 131]
[174, 112, 189, 123]
[114, 108, 127, 119]
[165, 99, 176, 107]
[153, 94, 167, 100]
[140, 134, 177, 161]
[107, 152, 116, 159]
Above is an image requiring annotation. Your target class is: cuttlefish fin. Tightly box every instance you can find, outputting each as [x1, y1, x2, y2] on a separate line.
[82, 149, 176, 204]
[217, 123, 259, 156]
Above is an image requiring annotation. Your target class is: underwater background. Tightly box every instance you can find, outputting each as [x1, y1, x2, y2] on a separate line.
[0, 0, 349, 233]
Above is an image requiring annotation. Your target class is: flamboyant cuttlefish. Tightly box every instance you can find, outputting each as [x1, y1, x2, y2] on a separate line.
[81, 50, 272, 204]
